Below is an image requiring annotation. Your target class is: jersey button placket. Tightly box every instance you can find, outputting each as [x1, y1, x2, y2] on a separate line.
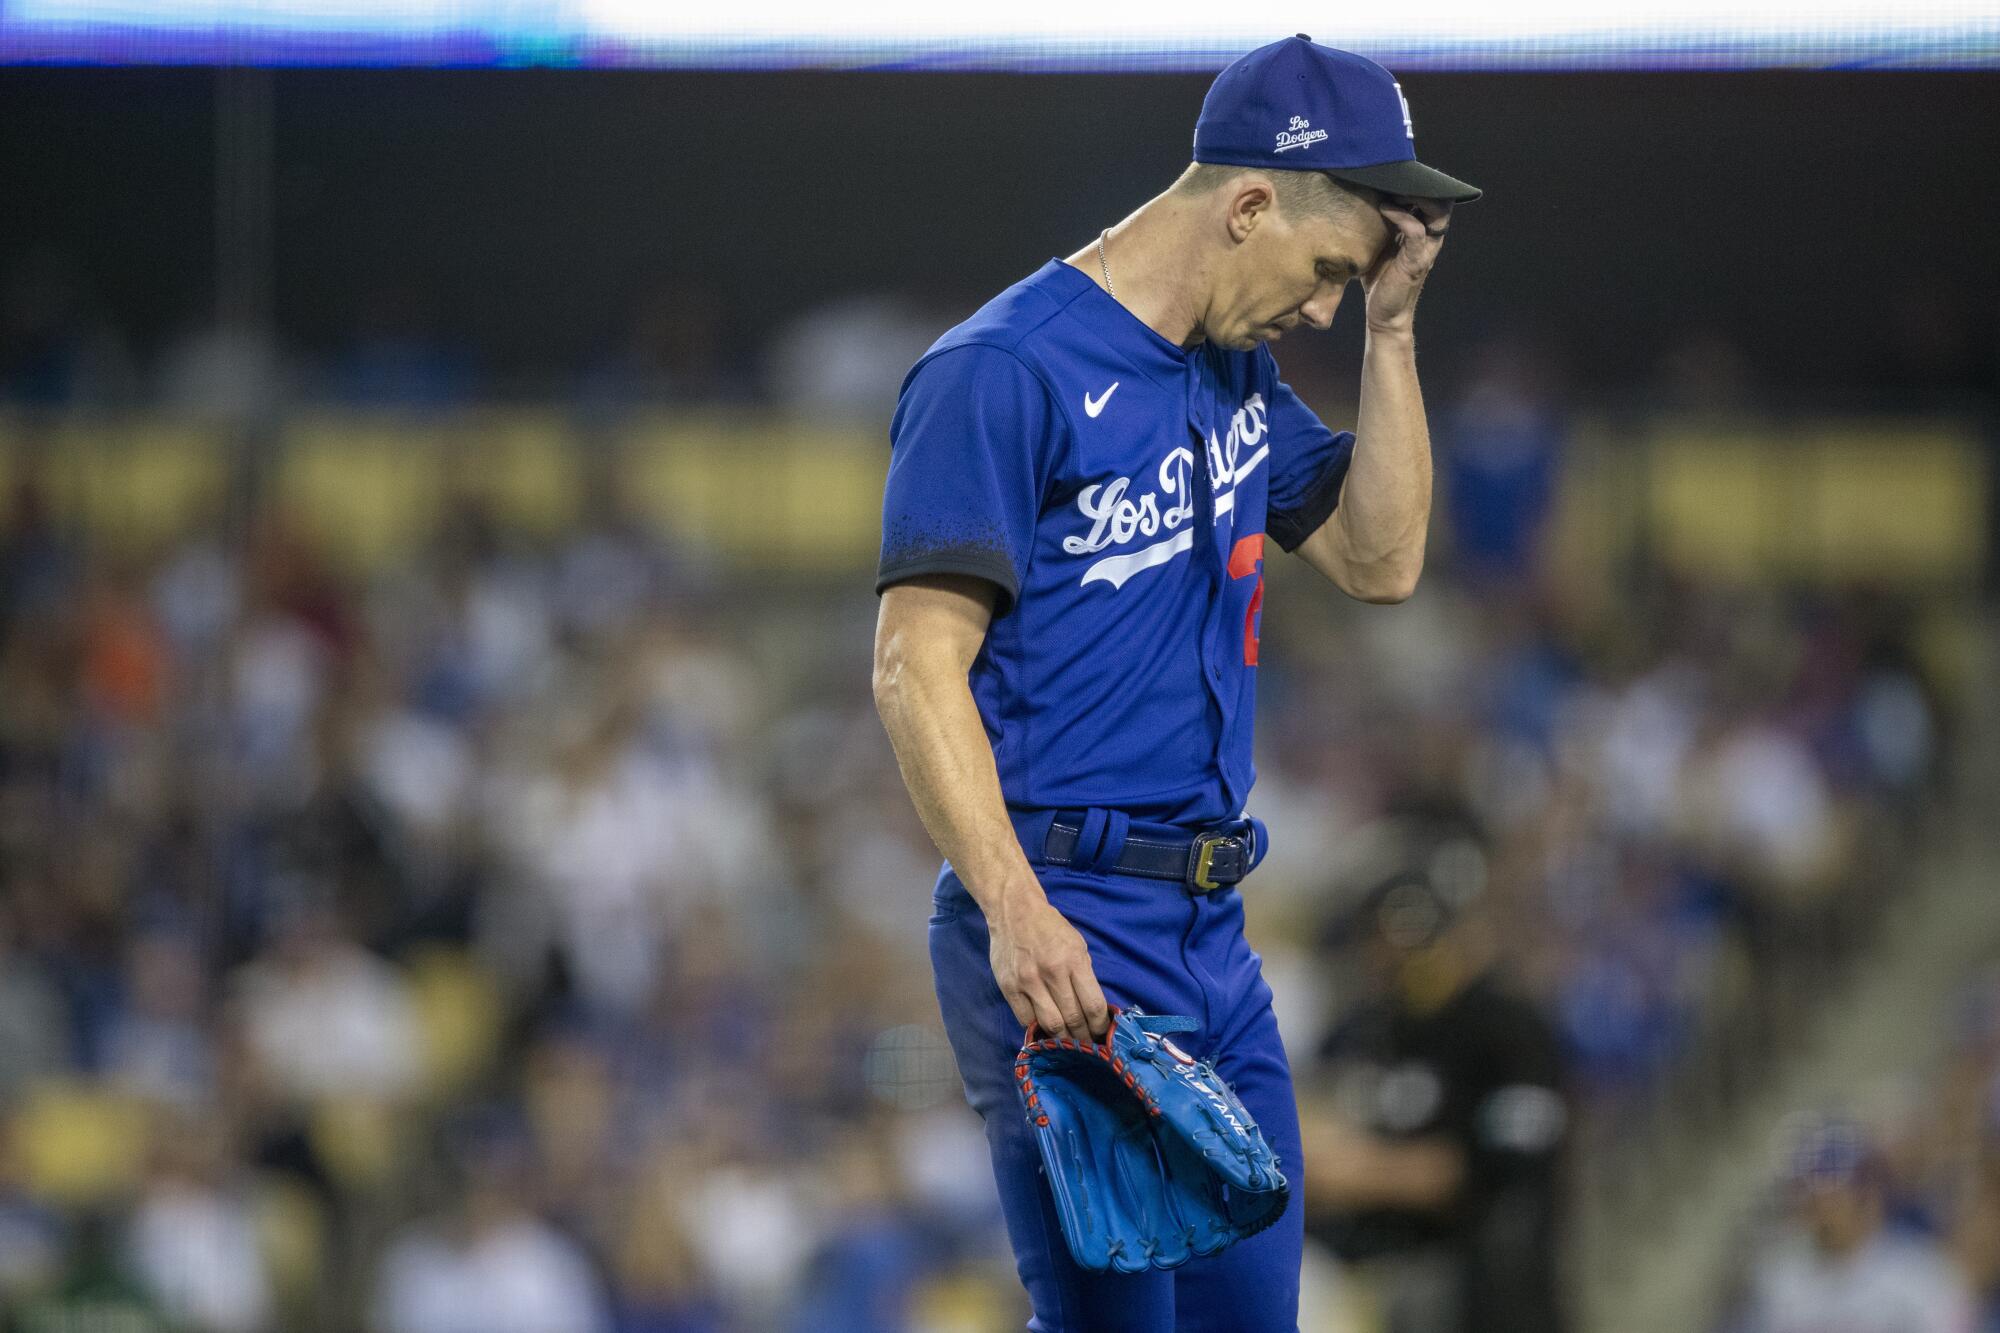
[1188, 397, 1228, 691]
[1189, 369, 1242, 813]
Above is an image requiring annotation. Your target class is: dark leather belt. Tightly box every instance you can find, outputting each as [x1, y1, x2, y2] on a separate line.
[1043, 819, 1258, 893]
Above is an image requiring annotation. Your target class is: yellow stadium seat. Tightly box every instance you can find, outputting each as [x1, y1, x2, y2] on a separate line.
[254, 1174, 328, 1304]
[1647, 426, 1780, 581]
[1799, 425, 1985, 581]
[470, 411, 582, 534]
[404, 946, 504, 1101]
[278, 415, 446, 573]
[307, 1097, 401, 1192]
[619, 414, 884, 571]
[10, 1080, 150, 1206]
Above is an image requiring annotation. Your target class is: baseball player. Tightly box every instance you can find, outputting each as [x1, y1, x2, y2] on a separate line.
[871, 36, 1478, 1331]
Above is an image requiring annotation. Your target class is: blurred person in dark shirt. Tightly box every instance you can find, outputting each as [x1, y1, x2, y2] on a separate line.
[1303, 855, 1569, 1333]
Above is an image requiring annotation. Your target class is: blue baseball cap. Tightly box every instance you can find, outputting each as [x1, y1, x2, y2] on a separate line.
[1194, 35, 1481, 204]
[1782, 1116, 1882, 1192]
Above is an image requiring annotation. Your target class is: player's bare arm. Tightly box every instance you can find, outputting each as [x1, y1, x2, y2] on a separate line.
[1296, 197, 1451, 603]
[872, 576, 1110, 1045]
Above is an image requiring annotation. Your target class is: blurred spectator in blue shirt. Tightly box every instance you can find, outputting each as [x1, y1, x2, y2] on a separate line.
[334, 283, 478, 409]
[1438, 338, 1564, 586]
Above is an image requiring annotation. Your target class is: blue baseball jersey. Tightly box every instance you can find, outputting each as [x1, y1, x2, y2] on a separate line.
[877, 258, 1354, 828]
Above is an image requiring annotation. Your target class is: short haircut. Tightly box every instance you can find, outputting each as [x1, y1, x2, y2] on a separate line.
[1173, 162, 1375, 224]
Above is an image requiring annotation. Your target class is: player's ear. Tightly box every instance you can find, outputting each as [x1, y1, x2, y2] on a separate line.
[1225, 174, 1276, 244]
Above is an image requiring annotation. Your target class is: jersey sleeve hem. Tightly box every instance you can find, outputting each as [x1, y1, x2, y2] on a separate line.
[875, 552, 1023, 614]
[1267, 445, 1351, 552]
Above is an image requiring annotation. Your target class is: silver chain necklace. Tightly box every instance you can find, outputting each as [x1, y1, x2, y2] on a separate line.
[1097, 228, 1115, 300]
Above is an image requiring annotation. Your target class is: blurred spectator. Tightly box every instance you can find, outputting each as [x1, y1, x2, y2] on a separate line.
[373, 1115, 611, 1333]
[1676, 708, 1839, 896]
[1304, 845, 1571, 1333]
[785, 1132, 934, 1333]
[764, 293, 948, 426]
[0, 916, 68, 1105]
[1738, 1117, 1973, 1333]
[229, 897, 420, 1105]
[1437, 337, 1565, 585]
[124, 1113, 273, 1333]
[604, 1156, 727, 1333]
[0, 1120, 65, 1308]
[1941, 971, 2000, 1331]
[101, 928, 216, 1110]
[0, 481, 75, 630]
[157, 303, 287, 422]
[332, 283, 478, 409]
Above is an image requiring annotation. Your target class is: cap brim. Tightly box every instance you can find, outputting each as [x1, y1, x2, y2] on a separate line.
[1324, 159, 1481, 203]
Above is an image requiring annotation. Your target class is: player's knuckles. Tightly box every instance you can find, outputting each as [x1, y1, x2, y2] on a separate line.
[1034, 954, 1079, 983]
[998, 962, 1040, 998]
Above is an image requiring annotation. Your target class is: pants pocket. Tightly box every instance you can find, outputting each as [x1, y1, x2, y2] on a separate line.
[930, 867, 976, 924]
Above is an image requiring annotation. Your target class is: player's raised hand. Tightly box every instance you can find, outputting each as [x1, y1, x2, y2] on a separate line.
[988, 888, 1110, 1044]
[1360, 196, 1451, 335]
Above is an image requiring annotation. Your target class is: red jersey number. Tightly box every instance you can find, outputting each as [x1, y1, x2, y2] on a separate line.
[1227, 534, 1265, 667]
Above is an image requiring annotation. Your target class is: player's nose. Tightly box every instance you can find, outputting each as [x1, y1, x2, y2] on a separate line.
[1298, 293, 1339, 331]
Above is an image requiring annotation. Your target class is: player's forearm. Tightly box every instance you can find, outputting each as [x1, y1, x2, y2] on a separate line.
[873, 635, 1045, 914]
[1327, 326, 1432, 602]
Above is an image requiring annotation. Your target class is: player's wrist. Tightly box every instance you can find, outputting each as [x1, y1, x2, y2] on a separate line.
[1364, 319, 1417, 340]
[973, 867, 1052, 921]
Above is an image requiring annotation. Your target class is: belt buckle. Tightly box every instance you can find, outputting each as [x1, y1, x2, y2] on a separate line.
[1188, 831, 1238, 893]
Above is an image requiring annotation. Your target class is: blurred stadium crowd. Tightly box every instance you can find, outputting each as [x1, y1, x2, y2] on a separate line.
[0, 247, 1994, 1332]
[1714, 962, 2000, 1333]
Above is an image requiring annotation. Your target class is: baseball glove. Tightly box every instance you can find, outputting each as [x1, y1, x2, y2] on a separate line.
[1013, 1006, 1290, 1273]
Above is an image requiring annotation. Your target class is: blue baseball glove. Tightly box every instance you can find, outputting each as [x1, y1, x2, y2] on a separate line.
[1013, 1006, 1290, 1273]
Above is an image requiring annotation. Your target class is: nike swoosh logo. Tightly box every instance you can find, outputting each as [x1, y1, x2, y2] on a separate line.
[1083, 382, 1119, 418]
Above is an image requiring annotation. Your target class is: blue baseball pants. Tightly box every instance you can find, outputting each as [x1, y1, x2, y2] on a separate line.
[928, 860, 1304, 1332]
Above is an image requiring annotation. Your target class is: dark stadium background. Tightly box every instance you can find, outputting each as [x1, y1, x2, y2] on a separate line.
[5, 70, 1998, 397]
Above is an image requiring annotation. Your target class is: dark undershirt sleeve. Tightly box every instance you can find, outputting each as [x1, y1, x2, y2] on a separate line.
[1267, 449, 1352, 552]
[1262, 353, 1356, 552]
[876, 343, 1057, 615]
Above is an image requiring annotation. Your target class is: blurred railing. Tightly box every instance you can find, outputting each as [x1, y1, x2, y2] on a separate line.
[0, 407, 1988, 590]
[0, 409, 886, 576]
